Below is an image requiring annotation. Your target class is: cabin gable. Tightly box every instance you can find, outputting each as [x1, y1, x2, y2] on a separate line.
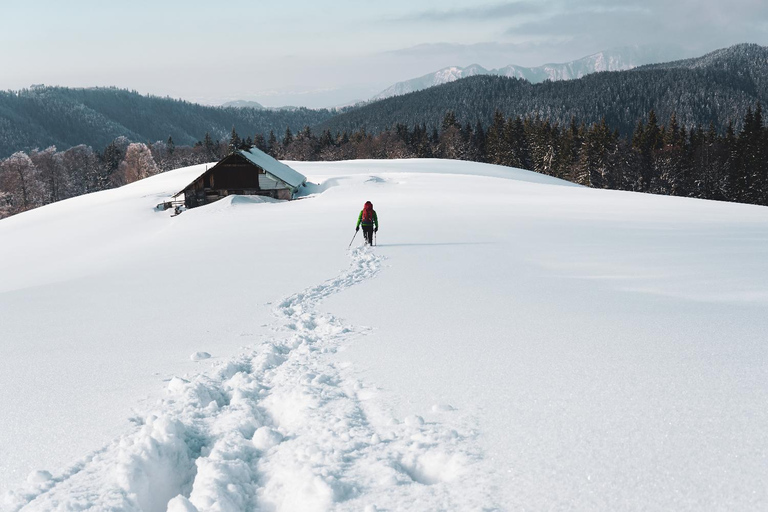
[173, 149, 305, 209]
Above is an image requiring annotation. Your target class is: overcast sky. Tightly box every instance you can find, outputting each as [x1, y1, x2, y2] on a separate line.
[2, 0, 766, 107]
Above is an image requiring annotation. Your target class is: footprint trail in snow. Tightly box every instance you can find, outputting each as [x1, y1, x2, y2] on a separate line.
[6, 247, 498, 511]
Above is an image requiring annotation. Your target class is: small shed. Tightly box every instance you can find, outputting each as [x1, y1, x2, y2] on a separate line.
[173, 148, 306, 208]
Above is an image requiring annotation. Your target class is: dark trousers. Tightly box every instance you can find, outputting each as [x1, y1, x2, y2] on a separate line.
[362, 225, 374, 245]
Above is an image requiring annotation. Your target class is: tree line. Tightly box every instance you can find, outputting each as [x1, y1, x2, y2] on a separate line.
[2, 103, 767, 219]
[0, 134, 233, 218]
[255, 103, 768, 205]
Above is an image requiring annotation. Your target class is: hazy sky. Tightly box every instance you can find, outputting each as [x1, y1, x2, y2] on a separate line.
[2, 0, 766, 107]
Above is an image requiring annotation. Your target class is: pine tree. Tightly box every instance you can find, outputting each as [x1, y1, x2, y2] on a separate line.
[665, 112, 681, 147]
[577, 119, 612, 187]
[528, 118, 558, 176]
[101, 140, 125, 189]
[503, 116, 526, 168]
[467, 121, 485, 162]
[750, 102, 768, 204]
[267, 131, 278, 156]
[253, 133, 267, 152]
[733, 106, 757, 202]
[441, 111, 459, 132]
[555, 117, 581, 181]
[645, 109, 662, 151]
[228, 127, 241, 153]
[413, 124, 432, 158]
[203, 132, 216, 160]
[318, 129, 334, 150]
[485, 111, 507, 165]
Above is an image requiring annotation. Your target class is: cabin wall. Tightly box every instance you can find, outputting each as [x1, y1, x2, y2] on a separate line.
[210, 160, 261, 189]
[259, 173, 283, 190]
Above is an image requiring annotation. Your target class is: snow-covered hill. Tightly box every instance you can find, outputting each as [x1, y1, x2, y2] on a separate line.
[371, 46, 682, 100]
[2, 159, 767, 511]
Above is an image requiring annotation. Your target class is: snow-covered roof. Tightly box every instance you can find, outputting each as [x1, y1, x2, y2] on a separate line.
[172, 148, 306, 197]
[238, 147, 306, 189]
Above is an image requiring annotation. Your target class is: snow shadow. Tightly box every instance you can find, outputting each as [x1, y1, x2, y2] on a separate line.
[376, 242, 493, 248]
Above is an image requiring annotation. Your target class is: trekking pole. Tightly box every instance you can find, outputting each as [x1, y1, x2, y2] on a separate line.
[348, 230, 358, 249]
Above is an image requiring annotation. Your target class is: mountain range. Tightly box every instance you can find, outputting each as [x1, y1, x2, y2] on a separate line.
[320, 44, 768, 137]
[370, 45, 683, 101]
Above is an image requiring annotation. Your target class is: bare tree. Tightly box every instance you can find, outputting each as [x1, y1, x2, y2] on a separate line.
[113, 143, 159, 185]
[0, 190, 11, 218]
[0, 151, 40, 215]
[61, 145, 100, 195]
[30, 146, 66, 203]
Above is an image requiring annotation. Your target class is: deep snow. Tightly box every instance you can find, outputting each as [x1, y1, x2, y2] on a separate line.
[1, 158, 767, 511]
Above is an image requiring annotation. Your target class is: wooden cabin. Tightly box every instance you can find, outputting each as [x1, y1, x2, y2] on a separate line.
[173, 148, 306, 209]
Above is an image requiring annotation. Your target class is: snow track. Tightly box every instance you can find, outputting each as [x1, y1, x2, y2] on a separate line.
[6, 247, 495, 511]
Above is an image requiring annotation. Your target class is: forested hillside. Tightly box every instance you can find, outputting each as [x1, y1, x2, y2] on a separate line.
[3, 44, 768, 220]
[319, 44, 768, 137]
[0, 87, 335, 158]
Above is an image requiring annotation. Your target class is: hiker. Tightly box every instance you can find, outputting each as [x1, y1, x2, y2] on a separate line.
[355, 201, 379, 245]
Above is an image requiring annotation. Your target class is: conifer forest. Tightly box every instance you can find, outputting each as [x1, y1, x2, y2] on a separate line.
[2, 43, 768, 219]
[2, 104, 767, 219]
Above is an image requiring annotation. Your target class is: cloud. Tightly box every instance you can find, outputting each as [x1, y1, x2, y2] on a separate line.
[386, 0, 768, 68]
[387, 41, 550, 58]
[503, 0, 768, 57]
[394, 1, 543, 22]
[381, 40, 586, 69]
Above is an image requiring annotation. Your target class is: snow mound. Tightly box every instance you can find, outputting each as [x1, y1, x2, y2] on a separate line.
[291, 157, 579, 187]
[252, 427, 284, 451]
[25, 471, 52, 485]
[227, 195, 282, 206]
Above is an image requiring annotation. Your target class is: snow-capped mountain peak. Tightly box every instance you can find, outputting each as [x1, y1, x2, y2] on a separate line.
[372, 45, 686, 100]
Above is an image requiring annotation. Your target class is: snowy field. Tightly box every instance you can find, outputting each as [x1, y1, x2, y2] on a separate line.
[1, 158, 767, 511]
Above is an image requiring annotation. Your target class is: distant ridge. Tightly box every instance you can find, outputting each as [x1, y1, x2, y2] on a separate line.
[220, 100, 304, 112]
[371, 45, 685, 101]
[320, 44, 768, 137]
[0, 87, 334, 158]
[221, 100, 267, 109]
